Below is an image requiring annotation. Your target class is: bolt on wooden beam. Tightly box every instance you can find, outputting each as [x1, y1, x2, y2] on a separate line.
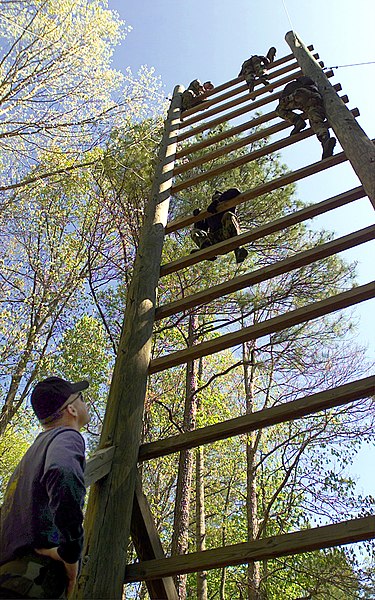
[286, 31, 375, 208]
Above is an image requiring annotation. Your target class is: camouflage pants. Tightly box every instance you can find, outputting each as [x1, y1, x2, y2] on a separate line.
[0, 553, 66, 599]
[191, 213, 247, 263]
[276, 88, 329, 141]
[208, 212, 241, 244]
[191, 228, 210, 249]
[191, 212, 241, 248]
[244, 71, 268, 92]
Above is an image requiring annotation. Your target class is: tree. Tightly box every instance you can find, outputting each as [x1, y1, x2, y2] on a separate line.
[0, 0, 165, 195]
[0, 422, 31, 501]
[0, 173, 93, 432]
[0, 114, 164, 433]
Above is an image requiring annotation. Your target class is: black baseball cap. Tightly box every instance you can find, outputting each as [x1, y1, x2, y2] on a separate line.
[31, 376, 89, 422]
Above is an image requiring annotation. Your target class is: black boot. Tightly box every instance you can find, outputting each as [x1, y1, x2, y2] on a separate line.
[235, 247, 248, 264]
[321, 136, 336, 159]
[290, 118, 306, 136]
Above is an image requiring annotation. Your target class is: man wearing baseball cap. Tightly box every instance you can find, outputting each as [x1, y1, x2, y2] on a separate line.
[0, 376, 90, 599]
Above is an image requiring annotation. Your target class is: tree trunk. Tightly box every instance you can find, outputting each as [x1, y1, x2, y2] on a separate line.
[171, 313, 199, 600]
[243, 338, 261, 600]
[219, 472, 235, 600]
[196, 446, 207, 599]
[196, 355, 208, 599]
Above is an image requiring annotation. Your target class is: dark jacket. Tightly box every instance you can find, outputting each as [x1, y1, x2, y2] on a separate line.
[1, 427, 86, 566]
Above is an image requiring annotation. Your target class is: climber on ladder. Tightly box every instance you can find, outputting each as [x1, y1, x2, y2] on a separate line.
[190, 188, 248, 264]
[238, 47, 276, 96]
[276, 76, 337, 160]
[181, 79, 214, 113]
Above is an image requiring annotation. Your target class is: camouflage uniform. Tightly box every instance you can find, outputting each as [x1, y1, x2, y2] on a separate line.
[208, 211, 240, 243]
[181, 79, 206, 112]
[238, 48, 276, 94]
[276, 77, 336, 159]
[239, 56, 269, 92]
[191, 189, 248, 264]
[209, 212, 248, 264]
[0, 553, 66, 599]
[191, 227, 210, 250]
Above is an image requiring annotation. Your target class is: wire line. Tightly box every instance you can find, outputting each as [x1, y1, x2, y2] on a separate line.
[281, 0, 294, 30]
[326, 61, 375, 70]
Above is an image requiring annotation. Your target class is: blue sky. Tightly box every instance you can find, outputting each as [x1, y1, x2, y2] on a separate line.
[107, 0, 375, 493]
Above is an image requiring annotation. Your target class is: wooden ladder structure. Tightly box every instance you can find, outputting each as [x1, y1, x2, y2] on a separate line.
[76, 31, 375, 599]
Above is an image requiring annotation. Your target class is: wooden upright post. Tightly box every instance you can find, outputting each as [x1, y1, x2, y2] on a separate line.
[75, 86, 183, 600]
[285, 31, 375, 209]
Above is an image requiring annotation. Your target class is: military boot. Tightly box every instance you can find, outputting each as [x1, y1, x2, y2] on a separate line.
[235, 247, 248, 264]
[290, 117, 306, 135]
[290, 117, 306, 136]
[321, 136, 336, 159]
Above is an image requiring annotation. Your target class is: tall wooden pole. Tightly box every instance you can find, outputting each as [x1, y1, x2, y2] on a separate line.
[75, 85, 183, 600]
[285, 31, 375, 209]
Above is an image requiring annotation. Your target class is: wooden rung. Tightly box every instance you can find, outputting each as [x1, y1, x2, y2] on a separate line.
[157, 222, 374, 321]
[125, 516, 375, 581]
[160, 186, 365, 279]
[177, 82, 337, 157]
[168, 134, 374, 240]
[149, 282, 375, 373]
[175, 119, 286, 175]
[175, 91, 347, 176]
[176, 85, 344, 166]
[165, 148, 350, 239]
[180, 57, 320, 126]
[177, 69, 334, 142]
[175, 126, 314, 193]
[173, 106, 359, 194]
[139, 375, 375, 461]
[181, 46, 314, 118]
[176, 112, 275, 160]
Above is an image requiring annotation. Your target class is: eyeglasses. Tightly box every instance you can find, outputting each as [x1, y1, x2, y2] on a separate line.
[60, 391, 84, 413]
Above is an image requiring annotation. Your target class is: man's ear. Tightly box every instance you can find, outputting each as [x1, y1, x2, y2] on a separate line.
[66, 403, 78, 417]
